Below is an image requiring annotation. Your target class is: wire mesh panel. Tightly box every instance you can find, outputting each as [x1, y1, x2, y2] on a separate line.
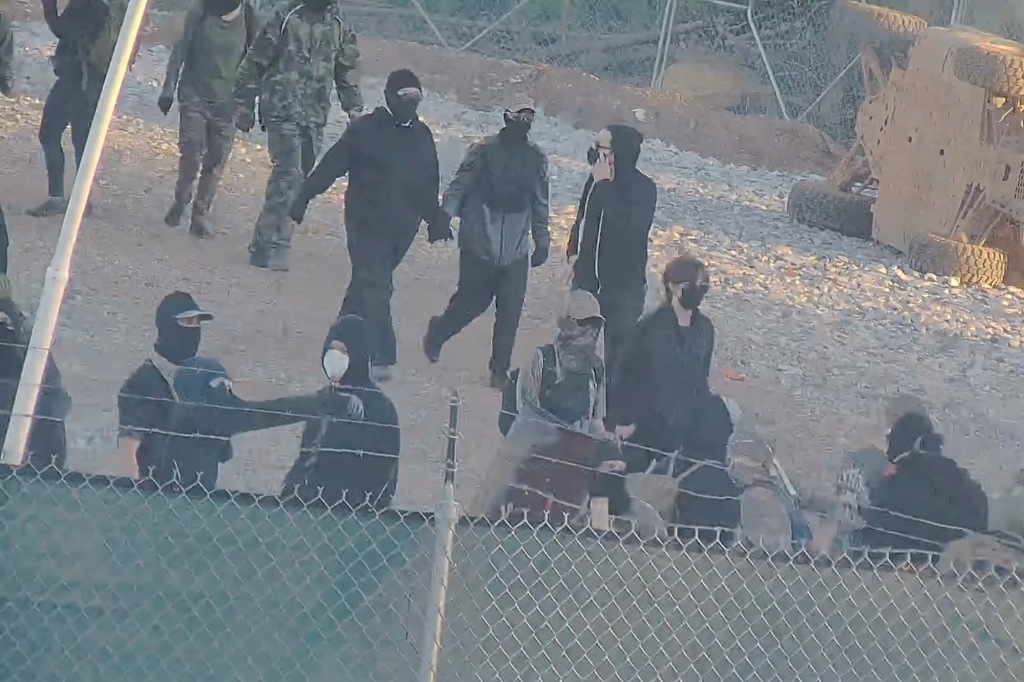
[0, 469, 434, 682]
[439, 520, 1024, 682]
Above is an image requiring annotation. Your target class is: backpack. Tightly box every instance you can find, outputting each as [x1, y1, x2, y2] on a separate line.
[498, 345, 603, 436]
[85, 0, 131, 74]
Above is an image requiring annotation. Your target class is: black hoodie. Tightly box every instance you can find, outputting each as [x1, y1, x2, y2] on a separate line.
[567, 125, 657, 295]
[283, 315, 401, 509]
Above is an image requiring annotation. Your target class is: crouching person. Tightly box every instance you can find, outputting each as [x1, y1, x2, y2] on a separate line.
[477, 291, 607, 520]
[0, 281, 71, 473]
[282, 315, 401, 510]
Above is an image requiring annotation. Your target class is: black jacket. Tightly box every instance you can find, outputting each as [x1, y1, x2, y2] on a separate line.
[607, 305, 714, 464]
[567, 125, 656, 295]
[294, 106, 440, 239]
[42, 0, 97, 79]
[441, 128, 550, 267]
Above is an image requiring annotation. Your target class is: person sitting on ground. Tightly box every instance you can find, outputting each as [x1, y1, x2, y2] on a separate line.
[852, 410, 988, 557]
[282, 314, 401, 510]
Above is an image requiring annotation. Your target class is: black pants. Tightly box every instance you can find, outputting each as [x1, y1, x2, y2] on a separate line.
[0, 205, 8, 274]
[339, 227, 418, 367]
[597, 288, 645, 378]
[432, 250, 529, 374]
[39, 74, 92, 199]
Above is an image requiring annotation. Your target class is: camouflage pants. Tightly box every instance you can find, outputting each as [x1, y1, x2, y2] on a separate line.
[250, 121, 322, 251]
[174, 89, 236, 216]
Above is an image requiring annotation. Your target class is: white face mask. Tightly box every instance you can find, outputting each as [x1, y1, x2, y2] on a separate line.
[322, 348, 350, 383]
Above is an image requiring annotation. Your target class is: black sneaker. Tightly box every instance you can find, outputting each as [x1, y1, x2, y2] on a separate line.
[27, 197, 67, 217]
[489, 370, 511, 391]
[164, 201, 186, 227]
[248, 244, 268, 268]
[189, 213, 213, 238]
[422, 317, 442, 363]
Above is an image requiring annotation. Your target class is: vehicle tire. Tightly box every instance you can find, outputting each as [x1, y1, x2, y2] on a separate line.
[951, 35, 1024, 96]
[906, 234, 1008, 286]
[786, 180, 874, 239]
[839, 1, 927, 46]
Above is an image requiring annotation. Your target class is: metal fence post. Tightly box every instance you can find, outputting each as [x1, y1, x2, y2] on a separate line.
[651, 0, 679, 89]
[746, 0, 790, 119]
[1, 0, 151, 465]
[417, 389, 461, 682]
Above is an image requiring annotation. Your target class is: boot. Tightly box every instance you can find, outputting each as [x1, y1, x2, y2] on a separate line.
[422, 316, 443, 363]
[164, 201, 186, 227]
[248, 242, 268, 268]
[266, 244, 289, 272]
[489, 370, 511, 391]
[189, 211, 213, 238]
[27, 197, 68, 218]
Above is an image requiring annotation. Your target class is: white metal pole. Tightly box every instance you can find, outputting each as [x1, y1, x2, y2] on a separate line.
[2, 0, 151, 465]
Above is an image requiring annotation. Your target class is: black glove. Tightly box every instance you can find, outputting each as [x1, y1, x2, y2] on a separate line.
[289, 199, 308, 224]
[530, 244, 549, 268]
[236, 107, 255, 133]
[427, 209, 453, 243]
[157, 95, 173, 115]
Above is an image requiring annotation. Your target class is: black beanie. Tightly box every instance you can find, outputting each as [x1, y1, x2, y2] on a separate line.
[385, 69, 421, 93]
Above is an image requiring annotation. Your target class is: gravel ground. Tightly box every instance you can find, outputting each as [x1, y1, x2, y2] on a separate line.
[2, 19, 1022, 514]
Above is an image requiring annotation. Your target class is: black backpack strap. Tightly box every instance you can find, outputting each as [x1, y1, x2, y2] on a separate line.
[538, 344, 557, 392]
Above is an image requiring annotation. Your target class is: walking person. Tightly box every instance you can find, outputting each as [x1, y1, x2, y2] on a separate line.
[421, 96, 550, 390]
[234, 0, 363, 271]
[566, 124, 657, 376]
[290, 69, 439, 381]
[159, 0, 257, 237]
[29, 0, 92, 218]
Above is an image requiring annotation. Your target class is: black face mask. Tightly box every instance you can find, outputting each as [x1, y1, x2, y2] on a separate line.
[205, 0, 241, 16]
[303, 0, 331, 11]
[385, 89, 420, 125]
[678, 284, 709, 311]
[155, 324, 201, 365]
[587, 145, 599, 165]
[502, 117, 531, 139]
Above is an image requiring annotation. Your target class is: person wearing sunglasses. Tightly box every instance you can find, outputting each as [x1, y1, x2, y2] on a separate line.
[566, 124, 657, 378]
[605, 254, 715, 473]
[291, 69, 440, 382]
[422, 95, 551, 390]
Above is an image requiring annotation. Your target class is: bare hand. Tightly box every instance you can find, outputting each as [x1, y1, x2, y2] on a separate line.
[592, 153, 613, 182]
[598, 459, 627, 473]
[614, 424, 636, 443]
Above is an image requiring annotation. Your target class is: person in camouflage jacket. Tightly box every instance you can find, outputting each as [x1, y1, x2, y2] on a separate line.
[233, 0, 363, 271]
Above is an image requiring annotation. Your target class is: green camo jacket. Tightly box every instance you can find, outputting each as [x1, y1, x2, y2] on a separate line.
[234, 1, 362, 128]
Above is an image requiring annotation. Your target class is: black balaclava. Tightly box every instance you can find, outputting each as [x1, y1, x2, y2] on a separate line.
[501, 110, 533, 141]
[605, 124, 643, 175]
[154, 302, 201, 366]
[303, 0, 332, 12]
[886, 411, 943, 460]
[205, 0, 241, 17]
[384, 69, 423, 126]
[322, 314, 373, 387]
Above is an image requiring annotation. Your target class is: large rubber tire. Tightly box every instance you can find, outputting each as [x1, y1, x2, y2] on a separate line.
[839, 1, 927, 46]
[786, 180, 874, 239]
[906, 234, 1008, 286]
[951, 35, 1024, 96]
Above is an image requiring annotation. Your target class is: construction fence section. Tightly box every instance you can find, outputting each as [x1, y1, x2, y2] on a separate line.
[1, 420, 1022, 681]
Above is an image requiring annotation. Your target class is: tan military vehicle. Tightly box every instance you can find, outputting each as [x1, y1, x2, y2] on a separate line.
[787, 1, 1024, 287]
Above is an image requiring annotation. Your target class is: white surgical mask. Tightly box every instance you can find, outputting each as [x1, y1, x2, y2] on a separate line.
[322, 349, 350, 383]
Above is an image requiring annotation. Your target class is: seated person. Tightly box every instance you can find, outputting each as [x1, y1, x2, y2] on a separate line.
[151, 357, 320, 491]
[852, 410, 988, 557]
[282, 315, 401, 510]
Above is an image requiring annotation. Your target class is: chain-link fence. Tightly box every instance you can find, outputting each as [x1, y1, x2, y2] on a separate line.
[1, 393, 1023, 681]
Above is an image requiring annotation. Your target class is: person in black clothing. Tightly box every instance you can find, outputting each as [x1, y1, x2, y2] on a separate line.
[853, 410, 988, 557]
[282, 314, 401, 510]
[567, 124, 657, 376]
[0, 7, 13, 267]
[290, 69, 440, 382]
[606, 254, 714, 473]
[0, 281, 71, 472]
[422, 95, 550, 389]
[118, 291, 213, 479]
[29, 0, 101, 218]
[150, 356, 320, 491]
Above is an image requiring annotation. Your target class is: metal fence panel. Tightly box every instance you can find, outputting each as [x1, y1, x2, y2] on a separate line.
[0, 470, 433, 682]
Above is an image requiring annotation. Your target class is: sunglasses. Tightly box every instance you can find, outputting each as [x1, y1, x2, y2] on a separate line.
[506, 109, 535, 123]
[574, 316, 604, 329]
[394, 87, 423, 103]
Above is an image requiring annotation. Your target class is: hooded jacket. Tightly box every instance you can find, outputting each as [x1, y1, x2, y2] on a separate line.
[294, 106, 440, 239]
[441, 127, 550, 267]
[567, 125, 657, 295]
[283, 315, 401, 509]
